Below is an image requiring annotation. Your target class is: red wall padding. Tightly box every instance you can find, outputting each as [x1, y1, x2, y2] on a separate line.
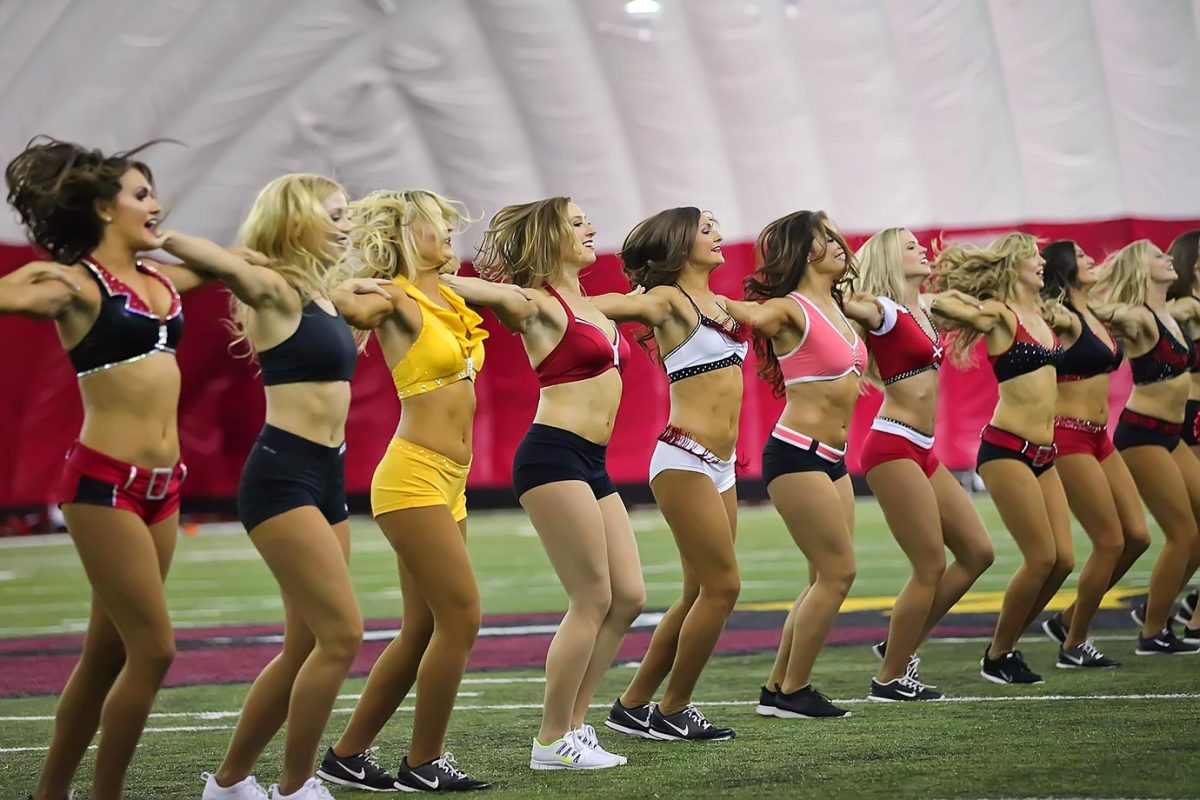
[2, 216, 1197, 509]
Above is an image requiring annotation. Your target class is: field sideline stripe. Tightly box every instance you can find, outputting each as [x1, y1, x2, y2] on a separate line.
[3, 691, 1197, 725]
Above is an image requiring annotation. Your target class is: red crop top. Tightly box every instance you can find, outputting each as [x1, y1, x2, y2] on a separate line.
[866, 296, 943, 385]
[535, 285, 630, 387]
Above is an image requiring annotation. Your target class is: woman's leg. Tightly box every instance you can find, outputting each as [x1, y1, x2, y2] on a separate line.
[333, 532, 434, 757]
[570, 493, 646, 727]
[1020, 468, 1074, 630]
[978, 460, 1059, 657]
[214, 521, 351, 786]
[618, 568, 699, 708]
[1053, 455, 1126, 648]
[35, 508, 177, 800]
[520, 481, 615, 744]
[866, 460, 946, 683]
[765, 573, 814, 691]
[1170, 444, 1200, 595]
[922, 466, 994, 642]
[650, 472, 739, 715]
[770, 473, 856, 693]
[1121, 446, 1198, 636]
[250, 508, 363, 795]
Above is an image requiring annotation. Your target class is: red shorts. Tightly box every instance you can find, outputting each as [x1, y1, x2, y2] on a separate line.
[55, 442, 187, 525]
[859, 418, 940, 478]
[1053, 417, 1115, 462]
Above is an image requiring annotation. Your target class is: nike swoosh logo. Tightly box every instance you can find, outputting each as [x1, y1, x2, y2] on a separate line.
[662, 719, 691, 736]
[413, 773, 440, 789]
[894, 689, 917, 698]
[341, 765, 366, 780]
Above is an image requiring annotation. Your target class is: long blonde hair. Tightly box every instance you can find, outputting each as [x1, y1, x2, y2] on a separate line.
[929, 232, 1039, 364]
[855, 227, 910, 386]
[229, 173, 345, 354]
[344, 189, 471, 283]
[1095, 239, 1151, 307]
[474, 197, 577, 288]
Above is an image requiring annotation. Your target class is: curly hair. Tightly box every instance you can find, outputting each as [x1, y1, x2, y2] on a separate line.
[1167, 229, 1200, 301]
[473, 197, 577, 288]
[929, 232, 1039, 364]
[5, 135, 166, 265]
[744, 210, 856, 397]
[1094, 240, 1152, 307]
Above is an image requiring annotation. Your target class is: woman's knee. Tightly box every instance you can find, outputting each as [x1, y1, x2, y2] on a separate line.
[568, 583, 614, 623]
[1088, 527, 1126, 565]
[700, 568, 741, 612]
[960, 541, 996, 576]
[608, 582, 646, 627]
[817, 562, 857, 596]
[318, 613, 364, 665]
[130, 633, 176, 678]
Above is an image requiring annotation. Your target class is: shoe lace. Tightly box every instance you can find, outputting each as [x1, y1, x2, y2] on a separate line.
[897, 674, 924, 693]
[904, 655, 923, 682]
[682, 704, 713, 729]
[574, 724, 599, 750]
[1078, 640, 1102, 659]
[556, 735, 585, 762]
[358, 747, 385, 774]
[433, 753, 468, 780]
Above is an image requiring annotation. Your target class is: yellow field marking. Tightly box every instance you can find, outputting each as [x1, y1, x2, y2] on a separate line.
[737, 586, 1147, 614]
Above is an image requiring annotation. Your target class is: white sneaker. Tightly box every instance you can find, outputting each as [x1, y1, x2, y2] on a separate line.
[268, 778, 335, 800]
[573, 723, 628, 765]
[530, 734, 625, 770]
[201, 772, 269, 800]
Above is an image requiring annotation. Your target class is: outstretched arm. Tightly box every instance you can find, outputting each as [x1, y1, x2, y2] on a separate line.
[158, 232, 291, 308]
[928, 291, 1005, 333]
[440, 274, 543, 332]
[331, 279, 394, 330]
[591, 288, 675, 327]
[721, 296, 798, 339]
[1091, 302, 1154, 344]
[842, 291, 885, 331]
[0, 262, 80, 319]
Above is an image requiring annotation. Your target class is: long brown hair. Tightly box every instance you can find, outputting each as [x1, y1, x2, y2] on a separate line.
[474, 197, 576, 288]
[744, 210, 856, 397]
[619, 206, 706, 352]
[5, 135, 167, 265]
[1167, 229, 1200, 300]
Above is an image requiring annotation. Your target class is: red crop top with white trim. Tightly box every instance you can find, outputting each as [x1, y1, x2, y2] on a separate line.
[866, 296, 943, 385]
[534, 285, 631, 387]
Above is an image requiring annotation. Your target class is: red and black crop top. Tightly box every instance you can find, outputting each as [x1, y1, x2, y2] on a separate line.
[1130, 308, 1194, 385]
[68, 258, 183, 378]
[866, 296, 943, 385]
[535, 285, 630, 387]
[988, 309, 1062, 383]
[1056, 303, 1123, 383]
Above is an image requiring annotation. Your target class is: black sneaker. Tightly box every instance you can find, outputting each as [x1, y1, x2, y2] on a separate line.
[774, 685, 851, 719]
[869, 675, 941, 702]
[1135, 627, 1200, 655]
[754, 685, 779, 717]
[903, 654, 937, 690]
[396, 753, 490, 793]
[1056, 641, 1120, 669]
[871, 640, 887, 661]
[1130, 601, 1146, 627]
[1041, 612, 1068, 645]
[647, 704, 735, 741]
[316, 746, 397, 792]
[604, 697, 655, 739]
[980, 647, 1044, 685]
[1183, 625, 1200, 646]
[1174, 590, 1199, 626]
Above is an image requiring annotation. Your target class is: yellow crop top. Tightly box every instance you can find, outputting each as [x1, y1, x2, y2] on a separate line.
[390, 278, 488, 400]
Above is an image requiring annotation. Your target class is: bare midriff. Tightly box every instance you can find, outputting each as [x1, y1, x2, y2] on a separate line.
[778, 373, 860, 448]
[264, 381, 352, 447]
[1126, 374, 1190, 424]
[1055, 373, 1111, 426]
[876, 369, 938, 435]
[666, 365, 743, 460]
[533, 369, 623, 445]
[77, 353, 181, 468]
[990, 365, 1057, 444]
[396, 379, 477, 465]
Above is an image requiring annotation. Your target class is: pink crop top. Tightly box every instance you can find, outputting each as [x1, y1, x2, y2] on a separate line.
[778, 292, 867, 385]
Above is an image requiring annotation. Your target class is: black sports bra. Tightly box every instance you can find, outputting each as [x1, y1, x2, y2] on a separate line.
[1057, 303, 1123, 383]
[1129, 308, 1193, 386]
[68, 258, 183, 377]
[258, 300, 357, 386]
[988, 309, 1062, 383]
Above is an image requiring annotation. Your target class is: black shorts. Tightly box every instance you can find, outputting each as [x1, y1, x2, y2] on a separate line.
[1113, 410, 1183, 453]
[1184, 399, 1200, 447]
[511, 423, 617, 501]
[976, 441, 1056, 478]
[761, 433, 849, 484]
[237, 424, 348, 533]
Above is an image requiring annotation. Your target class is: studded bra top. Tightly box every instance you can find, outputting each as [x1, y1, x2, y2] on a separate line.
[389, 278, 488, 400]
[1129, 307, 1193, 386]
[661, 284, 749, 383]
[68, 258, 183, 378]
[988, 309, 1062, 383]
[866, 296, 943, 385]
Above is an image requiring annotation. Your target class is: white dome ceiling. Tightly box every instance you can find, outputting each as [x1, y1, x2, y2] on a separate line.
[3, 0, 1200, 253]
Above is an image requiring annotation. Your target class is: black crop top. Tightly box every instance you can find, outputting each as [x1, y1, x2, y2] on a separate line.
[258, 300, 358, 386]
[988, 310, 1062, 383]
[68, 258, 184, 377]
[1056, 303, 1123, 383]
[1129, 308, 1193, 386]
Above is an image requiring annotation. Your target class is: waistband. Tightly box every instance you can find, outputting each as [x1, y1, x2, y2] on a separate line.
[770, 422, 846, 463]
[980, 425, 1056, 467]
[1118, 410, 1183, 436]
[1054, 416, 1107, 435]
[258, 424, 346, 458]
[386, 437, 471, 475]
[870, 417, 934, 449]
[66, 441, 187, 501]
[658, 425, 733, 466]
[526, 423, 608, 455]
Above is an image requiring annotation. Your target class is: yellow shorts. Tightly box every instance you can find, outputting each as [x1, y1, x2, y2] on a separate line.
[370, 438, 471, 522]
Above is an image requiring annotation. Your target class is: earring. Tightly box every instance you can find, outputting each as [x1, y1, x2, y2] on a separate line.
[102, 215, 112, 223]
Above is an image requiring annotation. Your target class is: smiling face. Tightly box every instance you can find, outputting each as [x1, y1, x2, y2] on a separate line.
[898, 229, 930, 279]
[409, 195, 455, 271]
[565, 200, 597, 267]
[1073, 243, 1098, 287]
[101, 167, 163, 251]
[808, 219, 848, 278]
[687, 211, 724, 271]
[1147, 243, 1176, 285]
[323, 190, 351, 255]
[1017, 249, 1046, 291]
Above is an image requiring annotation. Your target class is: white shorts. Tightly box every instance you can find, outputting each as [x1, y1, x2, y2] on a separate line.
[648, 435, 736, 493]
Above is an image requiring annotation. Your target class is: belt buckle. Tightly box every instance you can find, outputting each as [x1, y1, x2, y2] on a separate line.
[1029, 444, 1056, 468]
[146, 467, 173, 501]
